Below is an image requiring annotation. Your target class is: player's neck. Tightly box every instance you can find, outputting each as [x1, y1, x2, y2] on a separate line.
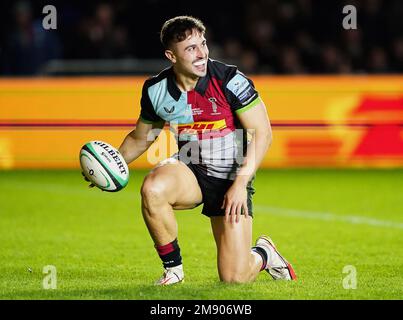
[173, 69, 199, 92]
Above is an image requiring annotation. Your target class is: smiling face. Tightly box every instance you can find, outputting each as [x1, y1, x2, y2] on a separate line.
[165, 28, 209, 79]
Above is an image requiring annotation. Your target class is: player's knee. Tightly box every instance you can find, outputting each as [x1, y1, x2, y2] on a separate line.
[141, 174, 168, 208]
[220, 273, 249, 283]
[219, 269, 250, 284]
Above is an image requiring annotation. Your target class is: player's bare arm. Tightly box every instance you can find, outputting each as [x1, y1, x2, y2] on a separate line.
[118, 119, 165, 165]
[222, 99, 272, 223]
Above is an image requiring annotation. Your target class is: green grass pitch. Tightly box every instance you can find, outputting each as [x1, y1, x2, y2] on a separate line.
[0, 169, 402, 300]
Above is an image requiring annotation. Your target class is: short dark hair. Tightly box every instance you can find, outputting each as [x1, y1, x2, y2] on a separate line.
[160, 16, 206, 49]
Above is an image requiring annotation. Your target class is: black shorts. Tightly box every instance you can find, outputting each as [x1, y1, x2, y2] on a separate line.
[185, 162, 256, 218]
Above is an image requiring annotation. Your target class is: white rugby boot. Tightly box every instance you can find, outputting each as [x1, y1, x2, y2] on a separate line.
[255, 235, 297, 280]
[155, 265, 184, 286]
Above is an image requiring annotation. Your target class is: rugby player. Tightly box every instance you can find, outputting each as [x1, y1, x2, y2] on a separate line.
[117, 16, 296, 284]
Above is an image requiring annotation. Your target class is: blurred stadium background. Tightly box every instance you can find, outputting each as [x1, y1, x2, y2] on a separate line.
[0, 0, 402, 169]
[1, 0, 403, 75]
[0, 0, 402, 299]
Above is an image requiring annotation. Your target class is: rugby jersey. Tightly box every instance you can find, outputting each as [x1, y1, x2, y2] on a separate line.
[139, 58, 261, 179]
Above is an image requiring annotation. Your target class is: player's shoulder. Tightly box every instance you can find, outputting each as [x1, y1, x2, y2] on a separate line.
[207, 58, 239, 81]
[209, 59, 259, 109]
[142, 66, 172, 90]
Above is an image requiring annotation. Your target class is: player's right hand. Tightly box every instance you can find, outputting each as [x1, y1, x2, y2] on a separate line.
[81, 172, 95, 188]
[221, 180, 249, 224]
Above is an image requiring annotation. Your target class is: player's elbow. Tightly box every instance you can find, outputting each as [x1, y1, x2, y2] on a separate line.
[266, 130, 273, 147]
[260, 127, 272, 149]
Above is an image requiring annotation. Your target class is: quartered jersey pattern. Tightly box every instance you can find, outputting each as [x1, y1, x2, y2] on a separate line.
[139, 59, 261, 179]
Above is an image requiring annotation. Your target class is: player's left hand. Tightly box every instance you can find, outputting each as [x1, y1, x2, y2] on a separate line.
[221, 180, 249, 223]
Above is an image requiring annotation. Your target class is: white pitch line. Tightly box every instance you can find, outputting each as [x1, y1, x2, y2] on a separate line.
[255, 205, 403, 230]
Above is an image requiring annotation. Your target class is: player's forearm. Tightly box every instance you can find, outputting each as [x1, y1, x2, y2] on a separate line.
[235, 128, 272, 186]
[118, 131, 151, 165]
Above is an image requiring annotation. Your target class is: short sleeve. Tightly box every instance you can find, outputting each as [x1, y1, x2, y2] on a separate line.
[139, 82, 164, 124]
[224, 70, 260, 114]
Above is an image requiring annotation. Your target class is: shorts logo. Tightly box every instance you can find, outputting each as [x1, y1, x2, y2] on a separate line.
[164, 106, 175, 114]
[176, 119, 227, 135]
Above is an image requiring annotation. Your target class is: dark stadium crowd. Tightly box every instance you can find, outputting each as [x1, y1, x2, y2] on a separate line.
[0, 0, 402, 75]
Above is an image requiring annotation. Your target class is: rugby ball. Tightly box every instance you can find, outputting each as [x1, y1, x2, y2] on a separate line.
[79, 141, 129, 192]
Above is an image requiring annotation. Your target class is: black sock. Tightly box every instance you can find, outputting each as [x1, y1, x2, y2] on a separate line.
[155, 238, 182, 268]
[252, 246, 268, 271]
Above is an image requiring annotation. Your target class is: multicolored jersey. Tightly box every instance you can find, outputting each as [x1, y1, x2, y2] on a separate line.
[139, 58, 261, 180]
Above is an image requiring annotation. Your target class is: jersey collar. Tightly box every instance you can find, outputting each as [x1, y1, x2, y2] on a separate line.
[194, 63, 210, 96]
[167, 60, 210, 101]
[167, 67, 182, 101]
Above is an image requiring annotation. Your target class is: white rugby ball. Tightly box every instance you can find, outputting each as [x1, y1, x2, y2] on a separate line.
[79, 141, 129, 192]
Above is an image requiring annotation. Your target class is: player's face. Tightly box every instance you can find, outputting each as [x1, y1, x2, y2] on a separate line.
[166, 29, 209, 78]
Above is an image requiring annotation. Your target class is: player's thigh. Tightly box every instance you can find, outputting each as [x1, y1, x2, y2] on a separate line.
[210, 216, 253, 274]
[142, 159, 203, 210]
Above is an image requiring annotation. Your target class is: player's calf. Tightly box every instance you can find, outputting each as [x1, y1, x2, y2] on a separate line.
[217, 252, 261, 284]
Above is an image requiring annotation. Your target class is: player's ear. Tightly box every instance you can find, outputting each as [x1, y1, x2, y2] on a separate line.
[165, 49, 176, 64]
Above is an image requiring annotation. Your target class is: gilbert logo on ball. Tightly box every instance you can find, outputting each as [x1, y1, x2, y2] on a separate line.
[79, 141, 129, 192]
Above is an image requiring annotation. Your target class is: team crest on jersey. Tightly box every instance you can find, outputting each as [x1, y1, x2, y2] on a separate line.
[209, 97, 221, 115]
[164, 106, 175, 114]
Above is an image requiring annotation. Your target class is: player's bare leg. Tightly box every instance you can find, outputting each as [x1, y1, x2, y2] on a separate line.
[141, 159, 202, 244]
[140, 159, 202, 285]
[210, 216, 297, 283]
[210, 216, 262, 283]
